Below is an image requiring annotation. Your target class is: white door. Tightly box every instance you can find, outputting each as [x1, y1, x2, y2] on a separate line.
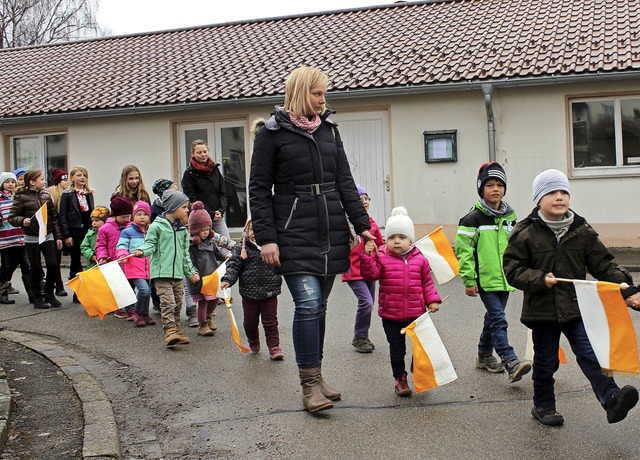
[331, 110, 391, 226]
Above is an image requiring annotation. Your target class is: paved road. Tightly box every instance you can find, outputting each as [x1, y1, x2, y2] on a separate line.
[1, 272, 640, 459]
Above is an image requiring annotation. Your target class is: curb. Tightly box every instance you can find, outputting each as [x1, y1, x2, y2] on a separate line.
[0, 330, 121, 460]
[0, 365, 11, 455]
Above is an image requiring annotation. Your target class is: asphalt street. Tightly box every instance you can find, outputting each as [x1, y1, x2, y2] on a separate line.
[1, 268, 640, 459]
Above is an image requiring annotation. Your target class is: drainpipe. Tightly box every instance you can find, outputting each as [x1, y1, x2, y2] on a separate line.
[481, 83, 496, 162]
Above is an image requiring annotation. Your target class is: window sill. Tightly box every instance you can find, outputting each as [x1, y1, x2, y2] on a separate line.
[570, 166, 640, 178]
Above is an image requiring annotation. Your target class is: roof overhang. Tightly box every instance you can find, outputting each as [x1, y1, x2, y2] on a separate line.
[2, 70, 640, 126]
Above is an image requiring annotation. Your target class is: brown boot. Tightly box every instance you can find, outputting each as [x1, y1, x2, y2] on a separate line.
[299, 367, 334, 413]
[198, 322, 214, 336]
[207, 315, 218, 331]
[164, 326, 181, 347]
[174, 326, 191, 345]
[318, 365, 341, 401]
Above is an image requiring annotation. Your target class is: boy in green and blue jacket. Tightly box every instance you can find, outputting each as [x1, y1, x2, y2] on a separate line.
[455, 162, 531, 383]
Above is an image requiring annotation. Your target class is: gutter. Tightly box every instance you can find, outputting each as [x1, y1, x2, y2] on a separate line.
[481, 83, 496, 162]
[3, 70, 640, 125]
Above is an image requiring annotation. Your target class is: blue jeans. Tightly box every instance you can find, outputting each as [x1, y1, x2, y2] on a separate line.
[478, 290, 516, 363]
[130, 278, 151, 315]
[284, 274, 335, 369]
[531, 319, 619, 409]
[347, 279, 376, 339]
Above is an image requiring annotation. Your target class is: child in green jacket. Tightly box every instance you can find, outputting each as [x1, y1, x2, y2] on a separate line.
[80, 206, 110, 269]
[134, 189, 199, 347]
[455, 162, 530, 383]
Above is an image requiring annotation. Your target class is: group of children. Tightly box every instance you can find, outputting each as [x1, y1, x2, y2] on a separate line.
[1, 160, 639, 426]
[344, 165, 639, 427]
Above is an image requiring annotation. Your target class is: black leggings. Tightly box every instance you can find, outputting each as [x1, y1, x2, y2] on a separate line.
[25, 241, 58, 300]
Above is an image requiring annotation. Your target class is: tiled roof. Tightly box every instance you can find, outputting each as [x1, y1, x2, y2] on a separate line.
[1, 0, 640, 119]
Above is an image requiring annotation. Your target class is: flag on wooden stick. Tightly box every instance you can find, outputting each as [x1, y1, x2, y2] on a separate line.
[402, 312, 457, 393]
[414, 227, 459, 284]
[68, 261, 137, 320]
[34, 203, 47, 244]
[223, 290, 249, 353]
[573, 280, 640, 376]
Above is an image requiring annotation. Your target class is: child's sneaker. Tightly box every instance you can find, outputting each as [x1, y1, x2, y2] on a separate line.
[113, 308, 127, 318]
[605, 385, 639, 424]
[132, 312, 146, 327]
[269, 347, 284, 360]
[352, 337, 374, 353]
[531, 407, 564, 426]
[126, 309, 134, 321]
[505, 359, 532, 383]
[143, 314, 156, 326]
[395, 374, 412, 397]
[249, 340, 260, 354]
[476, 352, 505, 373]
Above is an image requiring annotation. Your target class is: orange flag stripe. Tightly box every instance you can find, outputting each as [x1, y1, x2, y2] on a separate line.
[427, 227, 460, 276]
[405, 326, 438, 392]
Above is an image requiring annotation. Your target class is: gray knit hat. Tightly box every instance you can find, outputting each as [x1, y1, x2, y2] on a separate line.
[532, 169, 570, 204]
[162, 189, 189, 214]
[0, 172, 17, 187]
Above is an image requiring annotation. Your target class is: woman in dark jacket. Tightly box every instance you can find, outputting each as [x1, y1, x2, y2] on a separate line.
[249, 66, 373, 413]
[181, 140, 230, 239]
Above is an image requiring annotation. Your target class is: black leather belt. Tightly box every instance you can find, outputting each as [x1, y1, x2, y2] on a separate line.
[274, 182, 336, 196]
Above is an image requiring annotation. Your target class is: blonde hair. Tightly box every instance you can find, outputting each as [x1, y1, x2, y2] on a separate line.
[283, 66, 329, 117]
[114, 165, 150, 203]
[46, 183, 66, 210]
[69, 165, 95, 192]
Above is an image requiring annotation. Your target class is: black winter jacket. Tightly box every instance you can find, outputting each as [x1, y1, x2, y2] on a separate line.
[181, 164, 227, 220]
[187, 238, 226, 295]
[503, 208, 635, 325]
[249, 107, 370, 276]
[8, 188, 62, 240]
[59, 189, 94, 237]
[221, 240, 282, 300]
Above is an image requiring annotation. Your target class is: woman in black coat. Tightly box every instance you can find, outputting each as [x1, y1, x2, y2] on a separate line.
[181, 140, 230, 239]
[249, 66, 373, 413]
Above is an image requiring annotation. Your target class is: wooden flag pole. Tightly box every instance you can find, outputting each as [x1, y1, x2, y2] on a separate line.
[553, 278, 629, 289]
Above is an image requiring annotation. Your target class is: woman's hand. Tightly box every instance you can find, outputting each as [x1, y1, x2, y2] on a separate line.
[64, 237, 73, 247]
[360, 230, 375, 241]
[213, 211, 222, 221]
[261, 243, 281, 267]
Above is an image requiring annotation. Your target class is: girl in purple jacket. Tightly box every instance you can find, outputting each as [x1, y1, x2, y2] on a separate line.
[361, 206, 442, 397]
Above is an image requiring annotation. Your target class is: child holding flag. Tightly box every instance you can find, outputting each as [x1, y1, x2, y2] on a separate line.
[503, 168, 639, 426]
[342, 185, 384, 354]
[186, 201, 225, 337]
[220, 218, 284, 359]
[8, 169, 63, 309]
[454, 162, 531, 382]
[134, 189, 199, 347]
[361, 206, 442, 397]
[117, 201, 154, 327]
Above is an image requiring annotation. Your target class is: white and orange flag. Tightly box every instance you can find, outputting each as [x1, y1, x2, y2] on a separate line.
[414, 227, 459, 284]
[34, 203, 47, 244]
[403, 312, 457, 393]
[200, 261, 227, 297]
[223, 290, 250, 353]
[573, 280, 640, 376]
[67, 261, 137, 320]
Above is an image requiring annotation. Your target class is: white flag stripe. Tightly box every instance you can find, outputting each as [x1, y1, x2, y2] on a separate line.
[414, 236, 456, 284]
[35, 206, 47, 244]
[413, 313, 457, 385]
[574, 283, 611, 368]
[99, 262, 137, 308]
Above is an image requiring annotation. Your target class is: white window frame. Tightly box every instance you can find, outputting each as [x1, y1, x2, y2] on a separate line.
[569, 96, 640, 177]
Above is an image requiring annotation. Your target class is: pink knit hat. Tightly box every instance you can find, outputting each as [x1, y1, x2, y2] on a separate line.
[188, 201, 213, 242]
[132, 201, 151, 218]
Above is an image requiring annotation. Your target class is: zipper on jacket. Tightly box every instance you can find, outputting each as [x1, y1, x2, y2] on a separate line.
[284, 197, 298, 230]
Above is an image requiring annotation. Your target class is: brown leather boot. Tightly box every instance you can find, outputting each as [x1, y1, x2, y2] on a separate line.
[299, 367, 334, 413]
[317, 365, 341, 401]
[198, 322, 214, 336]
[174, 326, 191, 345]
[164, 326, 181, 347]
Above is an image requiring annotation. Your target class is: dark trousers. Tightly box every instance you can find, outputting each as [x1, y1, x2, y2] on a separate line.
[0, 246, 31, 295]
[68, 227, 87, 278]
[382, 317, 413, 379]
[25, 240, 58, 300]
[54, 247, 65, 290]
[242, 296, 280, 349]
[531, 318, 619, 409]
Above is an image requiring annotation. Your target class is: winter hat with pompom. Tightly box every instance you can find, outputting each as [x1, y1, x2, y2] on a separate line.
[188, 201, 213, 241]
[384, 206, 415, 242]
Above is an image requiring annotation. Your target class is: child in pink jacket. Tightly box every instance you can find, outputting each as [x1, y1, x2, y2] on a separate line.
[361, 206, 441, 397]
[96, 196, 132, 264]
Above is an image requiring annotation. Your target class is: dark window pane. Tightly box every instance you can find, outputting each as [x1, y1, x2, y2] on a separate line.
[220, 127, 246, 228]
[621, 99, 640, 165]
[184, 129, 208, 167]
[45, 134, 68, 183]
[572, 101, 616, 167]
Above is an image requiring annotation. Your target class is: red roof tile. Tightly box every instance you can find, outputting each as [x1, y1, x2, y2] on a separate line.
[1, 0, 640, 119]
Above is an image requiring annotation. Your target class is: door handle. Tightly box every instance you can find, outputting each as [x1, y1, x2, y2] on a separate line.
[384, 175, 390, 192]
